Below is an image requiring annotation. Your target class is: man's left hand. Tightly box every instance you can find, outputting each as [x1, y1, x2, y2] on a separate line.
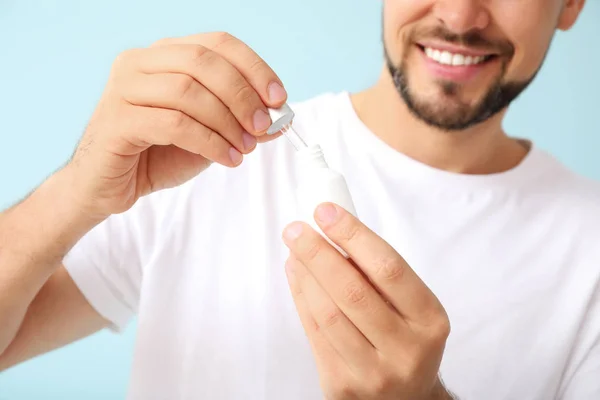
[282, 202, 453, 400]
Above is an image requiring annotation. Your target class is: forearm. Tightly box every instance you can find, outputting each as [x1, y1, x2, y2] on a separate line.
[0, 166, 102, 355]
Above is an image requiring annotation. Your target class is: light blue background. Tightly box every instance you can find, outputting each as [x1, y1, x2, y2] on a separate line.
[0, 1, 598, 398]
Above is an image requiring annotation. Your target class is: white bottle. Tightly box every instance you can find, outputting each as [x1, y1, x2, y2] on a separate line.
[268, 104, 358, 258]
[295, 144, 358, 257]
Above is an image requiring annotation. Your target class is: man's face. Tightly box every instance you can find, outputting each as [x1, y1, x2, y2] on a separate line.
[383, 0, 580, 131]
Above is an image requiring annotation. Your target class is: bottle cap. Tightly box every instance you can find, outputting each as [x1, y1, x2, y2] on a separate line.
[267, 103, 295, 135]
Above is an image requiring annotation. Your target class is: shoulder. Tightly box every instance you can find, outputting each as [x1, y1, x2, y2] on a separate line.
[534, 147, 600, 229]
[562, 172, 600, 227]
[537, 149, 600, 206]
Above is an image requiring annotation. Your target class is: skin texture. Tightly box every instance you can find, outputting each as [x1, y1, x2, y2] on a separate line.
[0, 1, 586, 399]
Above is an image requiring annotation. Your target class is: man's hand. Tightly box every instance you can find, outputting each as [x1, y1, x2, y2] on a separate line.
[282, 203, 454, 400]
[68, 32, 287, 221]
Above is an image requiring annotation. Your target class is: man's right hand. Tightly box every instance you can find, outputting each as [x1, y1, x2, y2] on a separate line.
[1, 31, 288, 370]
[66, 32, 287, 220]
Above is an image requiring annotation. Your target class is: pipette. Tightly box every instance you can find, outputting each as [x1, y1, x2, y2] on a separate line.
[267, 104, 308, 151]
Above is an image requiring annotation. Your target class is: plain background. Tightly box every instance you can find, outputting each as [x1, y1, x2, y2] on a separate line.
[1, 1, 599, 398]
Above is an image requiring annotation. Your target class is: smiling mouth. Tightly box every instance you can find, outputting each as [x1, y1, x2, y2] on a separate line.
[417, 45, 498, 67]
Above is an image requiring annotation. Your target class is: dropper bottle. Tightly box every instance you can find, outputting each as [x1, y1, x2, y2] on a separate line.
[268, 104, 358, 258]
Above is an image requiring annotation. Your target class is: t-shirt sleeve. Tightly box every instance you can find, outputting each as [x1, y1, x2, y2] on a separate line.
[62, 185, 186, 332]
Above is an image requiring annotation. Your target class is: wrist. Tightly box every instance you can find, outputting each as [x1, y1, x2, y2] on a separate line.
[3, 167, 106, 265]
[51, 164, 110, 228]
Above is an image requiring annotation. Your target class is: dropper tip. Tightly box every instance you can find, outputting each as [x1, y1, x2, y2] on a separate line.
[281, 124, 308, 151]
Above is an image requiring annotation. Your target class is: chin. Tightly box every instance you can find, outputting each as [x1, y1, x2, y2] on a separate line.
[394, 67, 520, 131]
[399, 80, 492, 130]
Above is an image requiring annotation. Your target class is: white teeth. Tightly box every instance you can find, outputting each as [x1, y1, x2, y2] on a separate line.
[424, 47, 489, 66]
[452, 54, 465, 66]
[440, 51, 453, 65]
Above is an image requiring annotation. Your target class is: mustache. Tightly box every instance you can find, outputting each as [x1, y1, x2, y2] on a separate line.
[413, 26, 514, 56]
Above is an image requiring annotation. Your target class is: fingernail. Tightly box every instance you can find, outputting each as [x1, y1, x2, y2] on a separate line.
[253, 109, 271, 133]
[229, 147, 243, 165]
[283, 222, 304, 241]
[315, 203, 338, 227]
[268, 82, 287, 103]
[242, 132, 257, 151]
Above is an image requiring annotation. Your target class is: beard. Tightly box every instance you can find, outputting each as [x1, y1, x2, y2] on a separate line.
[385, 27, 538, 131]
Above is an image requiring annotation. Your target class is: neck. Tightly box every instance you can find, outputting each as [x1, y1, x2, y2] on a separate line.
[350, 68, 529, 175]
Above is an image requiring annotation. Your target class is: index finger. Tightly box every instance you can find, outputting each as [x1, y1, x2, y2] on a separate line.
[313, 203, 446, 326]
[153, 32, 287, 108]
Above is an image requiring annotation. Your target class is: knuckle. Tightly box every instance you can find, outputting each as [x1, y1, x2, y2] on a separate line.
[302, 240, 322, 263]
[290, 280, 304, 297]
[210, 31, 237, 48]
[342, 281, 368, 307]
[373, 255, 406, 282]
[320, 307, 343, 330]
[232, 81, 257, 104]
[172, 75, 196, 100]
[212, 101, 241, 136]
[188, 45, 214, 67]
[417, 314, 451, 353]
[222, 108, 241, 132]
[166, 110, 189, 130]
[248, 57, 268, 73]
[430, 316, 451, 341]
[395, 352, 425, 382]
[330, 382, 356, 399]
[308, 317, 320, 333]
[401, 364, 419, 386]
[335, 218, 361, 243]
[213, 101, 239, 130]
[367, 372, 393, 396]
[201, 127, 220, 147]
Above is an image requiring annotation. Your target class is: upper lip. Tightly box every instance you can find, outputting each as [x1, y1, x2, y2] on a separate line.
[417, 41, 498, 57]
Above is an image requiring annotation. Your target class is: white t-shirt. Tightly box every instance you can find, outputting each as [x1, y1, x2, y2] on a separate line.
[63, 91, 600, 400]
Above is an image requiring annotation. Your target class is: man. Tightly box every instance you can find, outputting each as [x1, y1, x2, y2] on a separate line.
[0, 0, 597, 399]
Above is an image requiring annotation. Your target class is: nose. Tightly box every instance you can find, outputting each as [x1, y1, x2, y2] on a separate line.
[432, 0, 490, 34]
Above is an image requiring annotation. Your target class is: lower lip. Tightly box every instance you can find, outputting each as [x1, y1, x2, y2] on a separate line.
[419, 47, 494, 82]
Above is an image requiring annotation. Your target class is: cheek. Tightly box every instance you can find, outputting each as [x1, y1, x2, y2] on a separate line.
[496, 7, 557, 81]
[383, 0, 434, 62]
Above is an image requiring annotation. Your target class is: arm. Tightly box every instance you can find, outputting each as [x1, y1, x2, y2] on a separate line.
[0, 266, 108, 371]
[0, 167, 108, 370]
[0, 30, 286, 371]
